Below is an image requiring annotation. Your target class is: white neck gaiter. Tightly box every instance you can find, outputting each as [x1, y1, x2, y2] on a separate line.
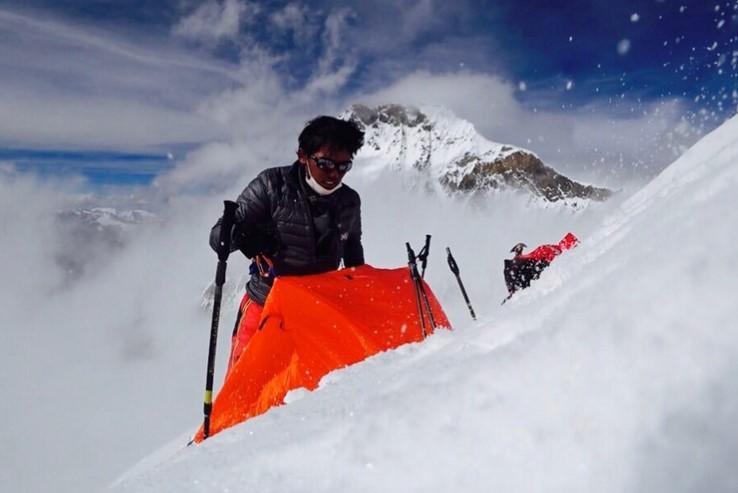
[305, 164, 342, 196]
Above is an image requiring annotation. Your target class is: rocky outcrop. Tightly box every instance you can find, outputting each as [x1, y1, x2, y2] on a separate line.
[442, 150, 612, 202]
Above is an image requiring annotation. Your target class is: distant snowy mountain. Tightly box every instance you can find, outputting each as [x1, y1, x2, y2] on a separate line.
[55, 207, 155, 280]
[345, 104, 612, 204]
[59, 207, 155, 231]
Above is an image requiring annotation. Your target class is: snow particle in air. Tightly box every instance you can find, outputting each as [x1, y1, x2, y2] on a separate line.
[519, 81, 527, 91]
[617, 39, 632, 55]
[630, 13, 640, 22]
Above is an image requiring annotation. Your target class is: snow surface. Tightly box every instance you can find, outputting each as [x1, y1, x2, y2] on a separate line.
[109, 116, 738, 492]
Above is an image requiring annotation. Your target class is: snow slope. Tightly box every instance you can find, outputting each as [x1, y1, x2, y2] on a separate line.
[111, 116, 738, 492]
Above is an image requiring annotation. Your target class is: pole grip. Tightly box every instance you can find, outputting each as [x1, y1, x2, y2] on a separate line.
[420, 235, 431, 278]
[406, 242, 415, 264]
[217, 200, 239, 263]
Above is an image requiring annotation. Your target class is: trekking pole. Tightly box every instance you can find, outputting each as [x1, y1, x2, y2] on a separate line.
[406, 242, 427, 338]
[418, 234, 431, 279]
[417, 275, 439, 330]
[415, 237, 438, 329]
[446, 247, 477, 321]
[407, 239, 439, 334]
[201, 200, 239, 441]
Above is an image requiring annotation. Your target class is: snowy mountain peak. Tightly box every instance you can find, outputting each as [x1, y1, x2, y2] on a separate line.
[344, 103, 517, 175]
[343, 103, 611, 203]
[349, 103, 430, 129]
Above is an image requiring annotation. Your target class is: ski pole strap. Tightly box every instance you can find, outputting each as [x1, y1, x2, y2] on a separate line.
[446, 247, 459, 275]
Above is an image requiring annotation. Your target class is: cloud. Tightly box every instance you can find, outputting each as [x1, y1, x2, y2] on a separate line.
[352, 70, 701, 183]
[0, 163, 237, 492]
[336, 0, 473, 56]
[0, 2, 709, 192]
[0, 167, 72, 314]
[307, 8, 357, 94]
[173, 0, 259, 43]
[0, 8, 236, 151]
[269, 3, 317, 45]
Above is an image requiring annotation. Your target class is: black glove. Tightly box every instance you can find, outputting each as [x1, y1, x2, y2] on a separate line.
[232, 222, 280, 259]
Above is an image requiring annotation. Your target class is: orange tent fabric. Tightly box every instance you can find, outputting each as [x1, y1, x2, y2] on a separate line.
[194, 264, 450, 442]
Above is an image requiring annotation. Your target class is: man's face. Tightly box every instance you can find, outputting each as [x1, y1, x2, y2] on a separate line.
[298, 145, 352, 190]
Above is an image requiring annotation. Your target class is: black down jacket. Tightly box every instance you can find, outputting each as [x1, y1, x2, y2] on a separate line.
[210, 162, 364, 304]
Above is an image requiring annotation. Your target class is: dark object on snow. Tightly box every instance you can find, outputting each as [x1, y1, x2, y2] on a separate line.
[446, 247, 476, 320]
[200, 200, 239, 442]
[503, 258, 549, 296]
[502, 233, 578, 303]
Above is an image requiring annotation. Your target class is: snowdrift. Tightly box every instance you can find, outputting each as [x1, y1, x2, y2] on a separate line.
[193, 264, 449, 442]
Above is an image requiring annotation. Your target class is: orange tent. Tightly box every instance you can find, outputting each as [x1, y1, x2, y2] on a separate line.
[194, 264, 450, 442]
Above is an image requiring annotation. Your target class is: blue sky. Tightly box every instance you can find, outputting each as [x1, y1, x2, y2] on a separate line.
[0, 0, 736, 187]
[0, 149, 175, 185]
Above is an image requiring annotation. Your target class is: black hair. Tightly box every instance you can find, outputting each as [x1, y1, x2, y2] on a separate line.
[298, 116, 364, 156]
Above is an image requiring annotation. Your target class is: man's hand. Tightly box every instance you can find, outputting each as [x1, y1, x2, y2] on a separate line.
[233, 222, 280, 258]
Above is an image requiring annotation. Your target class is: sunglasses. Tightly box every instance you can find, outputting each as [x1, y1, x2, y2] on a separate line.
[310, 155, 353, 173]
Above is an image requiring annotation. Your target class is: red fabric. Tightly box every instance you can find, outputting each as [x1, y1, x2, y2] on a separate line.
[558, 232, 578, 251]
[516, 232, 579, 262]
[194, 264, 450, 442]
[226, 294, 264, 375]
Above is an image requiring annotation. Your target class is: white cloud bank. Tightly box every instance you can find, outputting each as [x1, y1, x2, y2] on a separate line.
[353, 71, 700, 184]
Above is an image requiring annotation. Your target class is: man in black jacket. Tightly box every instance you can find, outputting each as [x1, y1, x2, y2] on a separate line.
[210, 116, 365, 370]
